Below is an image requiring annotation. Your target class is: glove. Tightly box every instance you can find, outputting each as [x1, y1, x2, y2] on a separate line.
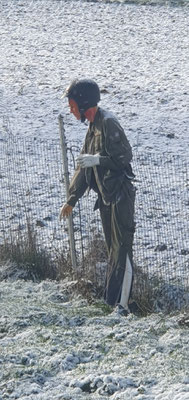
[60, 203, 73, 220]
[77, 154, 100, 168]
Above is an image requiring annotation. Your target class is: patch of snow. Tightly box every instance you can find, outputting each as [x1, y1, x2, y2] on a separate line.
[0, 278, 189, 399]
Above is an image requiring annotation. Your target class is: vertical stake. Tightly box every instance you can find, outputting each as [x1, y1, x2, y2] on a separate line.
[58, 114, 77, 272]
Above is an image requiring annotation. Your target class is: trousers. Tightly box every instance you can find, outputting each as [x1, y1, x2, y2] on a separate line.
[99, 180, 136, 307]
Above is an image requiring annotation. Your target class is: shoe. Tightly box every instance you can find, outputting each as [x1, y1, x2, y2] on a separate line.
[115, 304, 129, 317]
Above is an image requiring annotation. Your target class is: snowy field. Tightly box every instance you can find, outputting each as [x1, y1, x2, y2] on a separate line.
[0, 277, 189, 400]
[0, 1, 189, 398]
[0, 0, 188, 155]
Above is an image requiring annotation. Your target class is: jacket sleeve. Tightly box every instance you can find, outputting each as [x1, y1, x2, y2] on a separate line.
[67, 166, 88, 207]
[66, 144, 88, 207]
[99, 117, 133, 171]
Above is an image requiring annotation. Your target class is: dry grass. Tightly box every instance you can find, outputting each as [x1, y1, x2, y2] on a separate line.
[0, 219, 57, 281]
[1, 225, 187, 315]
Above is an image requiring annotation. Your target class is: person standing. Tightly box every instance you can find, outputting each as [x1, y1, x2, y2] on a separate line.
[60, 79, 136, 315]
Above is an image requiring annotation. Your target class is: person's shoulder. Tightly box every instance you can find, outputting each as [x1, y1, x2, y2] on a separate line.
[98, 107, 119, 124]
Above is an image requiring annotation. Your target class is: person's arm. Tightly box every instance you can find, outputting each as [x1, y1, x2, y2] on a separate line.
[67, 165, 88, 207]
[60, 143, 88, 220]
[99, 117, 132, 170]
[60, 166, 88, 219]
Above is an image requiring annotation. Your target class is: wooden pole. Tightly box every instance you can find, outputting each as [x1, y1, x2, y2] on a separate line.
[58, 114, 77, 272]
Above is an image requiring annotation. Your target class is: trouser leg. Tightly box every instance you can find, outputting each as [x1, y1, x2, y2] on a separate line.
[102, 181, 136, 307]
[119, 254, 133, 310]
[99, 199, 112, 254]
[104, 232, 134, 307]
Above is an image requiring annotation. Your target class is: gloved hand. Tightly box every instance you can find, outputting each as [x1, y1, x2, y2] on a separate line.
[60, 203, 73, 220]
[77, 154, 100, 168]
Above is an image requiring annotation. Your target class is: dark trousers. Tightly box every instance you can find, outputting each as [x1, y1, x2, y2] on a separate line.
[99, 180, 136, 306]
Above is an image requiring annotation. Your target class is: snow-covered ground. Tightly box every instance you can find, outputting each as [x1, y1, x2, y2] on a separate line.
[0, 0, 189, 155]
[0, 0, 188, 268]
[0, 1, 189, 398]
[0, 276, 189, 400]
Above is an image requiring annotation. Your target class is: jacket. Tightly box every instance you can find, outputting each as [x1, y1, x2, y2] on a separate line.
[67, 107, 134, 207]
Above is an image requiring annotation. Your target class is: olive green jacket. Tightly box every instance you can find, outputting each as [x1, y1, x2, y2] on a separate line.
[67, 107, 134, 207]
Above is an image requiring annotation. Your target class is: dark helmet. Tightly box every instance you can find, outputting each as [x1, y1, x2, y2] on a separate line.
[64, 79, 100, 122]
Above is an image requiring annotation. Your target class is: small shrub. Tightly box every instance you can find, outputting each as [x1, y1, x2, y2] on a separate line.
[54, 249, 73, 280]
[0, 220, 57, 281]
[132, 263, 155, 315]
[81, 234, 108, 298]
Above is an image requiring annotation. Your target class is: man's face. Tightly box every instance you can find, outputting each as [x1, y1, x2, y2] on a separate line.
[68, 99, 81, 120]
